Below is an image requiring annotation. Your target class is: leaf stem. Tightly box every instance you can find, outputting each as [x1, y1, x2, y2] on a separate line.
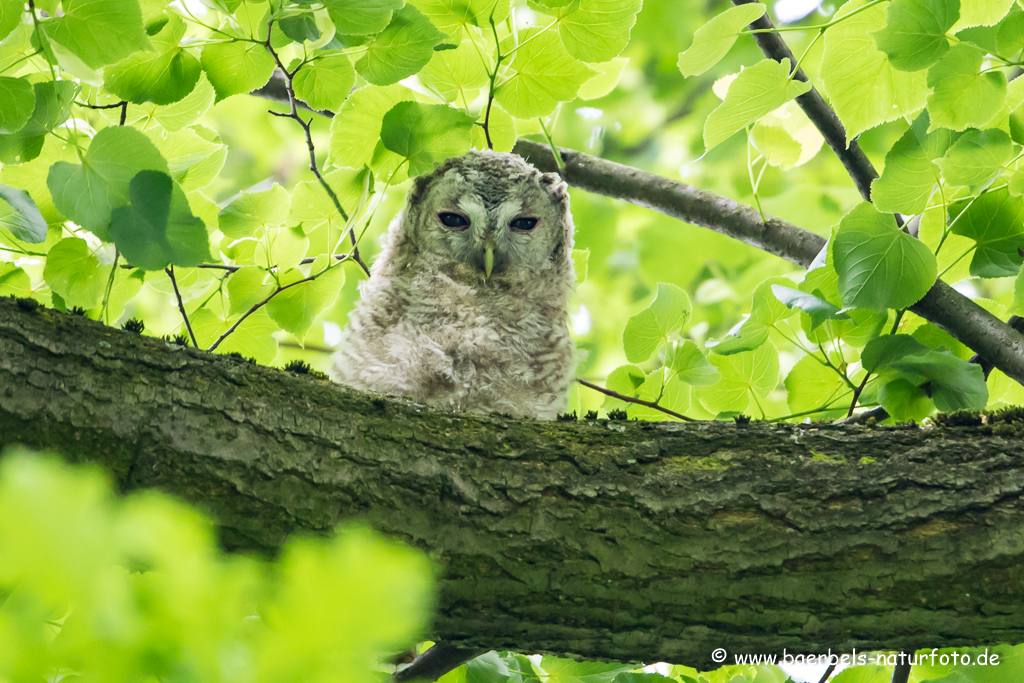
[100, 250, 119, 324]
[166, 266, 198, 348]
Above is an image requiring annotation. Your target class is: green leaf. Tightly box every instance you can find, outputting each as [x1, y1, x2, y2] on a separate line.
[665, 340, 720, 386]
[948, 187, 1024, 277]
[873, 0, 959, 71]
[291, 167, 369, 254]
[558, 0, 643, 63]
[706, 315, 770, 355]
[266, 263, 346, 339]
[355, 5, 443, 86]
[926, 43, 1007, 131]
[0, 77, 34, 134]
[494, 29, 597, 119]
[219, 183, 291, 239]
[677, 3, 767, 77]
[871, 111, 955, 214]
[703, 58, 811, 150]
[936, 128, 1013, 190]
[0, 80, 78, 165]
[821, 0, 929, 138]
[622, 282, 691, 363]
[191, 308, 278, 363]
[104, 16, 201, 105]
[46, 126, 168, 240]
[293, 51, 356, 113]
[227, 266, 274, 315]
[153, 73, 216, 131]
[862, 335, 987, 411]
[770, 285, 852, 330]
[42, 237, 104, 309]
[578, 56, 628, 100]
[698, 342, 779, 415]
[877, 377, 933, 421]
[200, 40, 275, 102]
[953, 0, 1014, 30]
[108, 171, 212, 271]
[0, 183, 47, 243]
[997, 6, 1024, 55]
[380, 102, 475, 176]
[0, 263, 32, 297]
[419, 40, 490, 103]
[408, 0, 512, 40]
[784, 354, 849, 415]
[0, 1, 21, 43]
[278, 14, 321, 43]
[833, 202, 937, 310]
[324, 0, 403, 35]
[328, 84, 417, 171]
[156, 127, 227, 193]
[43, 0, 151, 68]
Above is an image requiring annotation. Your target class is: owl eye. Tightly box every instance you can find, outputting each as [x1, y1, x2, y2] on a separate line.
[438, 211, 470, 229]
[510, 217, 538, 232]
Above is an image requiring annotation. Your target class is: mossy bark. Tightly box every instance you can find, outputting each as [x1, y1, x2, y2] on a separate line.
[2, 297, 1024, 669]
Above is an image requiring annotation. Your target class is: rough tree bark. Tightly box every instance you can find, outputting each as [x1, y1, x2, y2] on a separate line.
[3, 297, 1024, 669]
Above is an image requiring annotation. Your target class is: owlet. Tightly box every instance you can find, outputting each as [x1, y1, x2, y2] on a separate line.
[331, 150, 576, 420]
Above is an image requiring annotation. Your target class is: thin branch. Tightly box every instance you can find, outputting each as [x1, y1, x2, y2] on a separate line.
[482, 17, 504, 151]
[119, 101, 128, 126]
[890, 659, 912, 683]
[816, 663, 837, 683]
[74, 100, 128, 110]
[513, 139, 1024, 388]
[262, 22, 370, 277]
[196, 253, 351, 273]
[166, 266, 198, 348]
[393, 645, 486, 683]
[577, 379, 696, 422]
[208, 263, 338, 353]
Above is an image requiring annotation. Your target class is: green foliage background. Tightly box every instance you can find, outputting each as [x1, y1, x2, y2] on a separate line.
[4, 0, 1024, 679]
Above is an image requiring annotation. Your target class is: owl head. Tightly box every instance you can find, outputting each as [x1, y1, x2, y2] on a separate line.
[396, 150, 574, 282]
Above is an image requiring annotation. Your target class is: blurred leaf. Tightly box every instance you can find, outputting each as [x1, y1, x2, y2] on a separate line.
[666, 340, 720, 386]
[219, 183, 291, 239]
[699, 342, 779, 415]
[0, 81, 78, 165]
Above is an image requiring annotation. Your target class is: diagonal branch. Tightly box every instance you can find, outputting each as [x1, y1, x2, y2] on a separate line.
[513, 140, 1024, 387]
[731, 0, 880, 204]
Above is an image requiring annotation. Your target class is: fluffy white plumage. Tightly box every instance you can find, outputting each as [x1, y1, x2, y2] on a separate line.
[331, 150, 576, 420]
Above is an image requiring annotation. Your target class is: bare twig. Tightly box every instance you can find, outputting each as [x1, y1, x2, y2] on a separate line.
[514, 139, 1024, 390]
[816, 663, 837, 683]
[393, 644, 486, 683]
[890, 658, 912, 683]
[263, 22, 370, 277]
[197, 253, 351, 273]
[166, 266, 198, 348]
[482, 17, 504, 151]
[578, 379, 696, 422]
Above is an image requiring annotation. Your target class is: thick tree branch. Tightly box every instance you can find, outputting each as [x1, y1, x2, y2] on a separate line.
[513, 140, 1024, 388]
[3, 297, 1024, 670]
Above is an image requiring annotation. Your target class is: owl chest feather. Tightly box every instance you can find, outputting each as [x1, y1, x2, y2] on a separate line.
[332, 267, 574, 420]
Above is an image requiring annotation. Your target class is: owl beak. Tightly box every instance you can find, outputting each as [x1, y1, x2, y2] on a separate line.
[483, 240, 496, 279]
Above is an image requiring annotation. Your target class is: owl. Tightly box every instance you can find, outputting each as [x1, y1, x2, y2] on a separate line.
[330, 150, 577, 420]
